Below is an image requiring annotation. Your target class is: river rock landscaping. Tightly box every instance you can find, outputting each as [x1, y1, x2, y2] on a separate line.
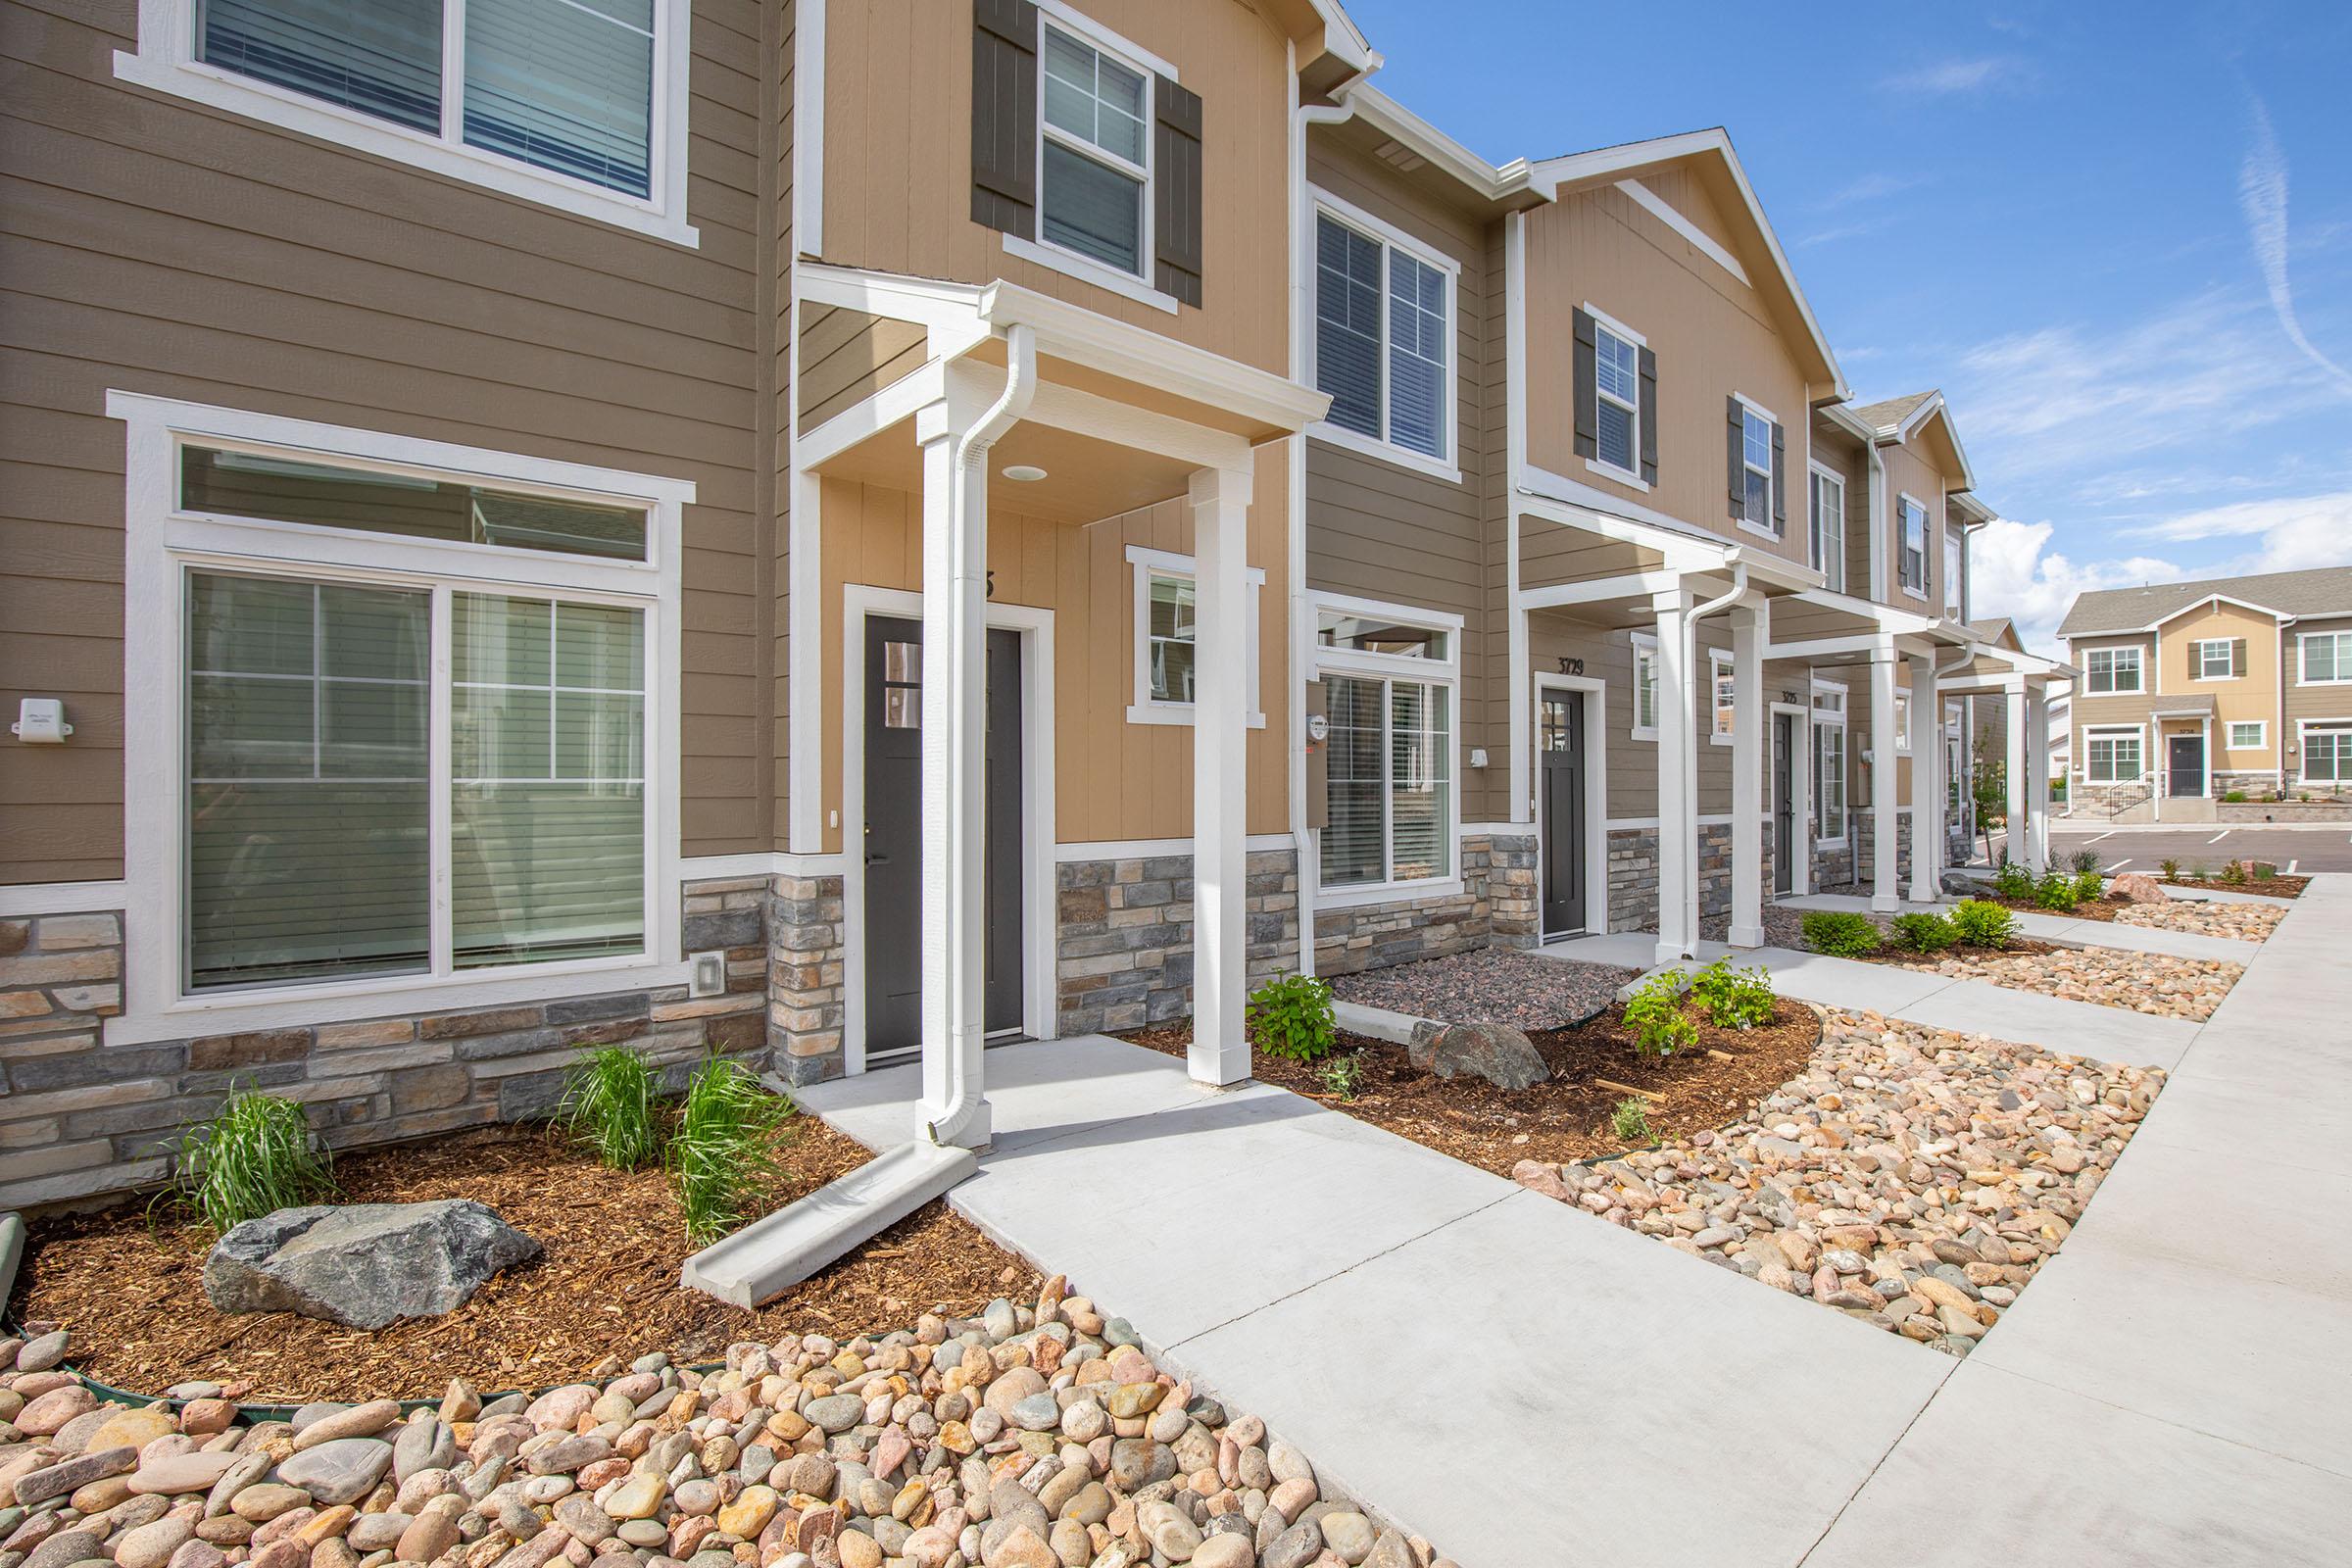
[1876, 946, 2243, 1021]
[2111, 898, 2283, 942]
[1511, 1007, 2166, 1354]
[0, 1282, 1450, 1568]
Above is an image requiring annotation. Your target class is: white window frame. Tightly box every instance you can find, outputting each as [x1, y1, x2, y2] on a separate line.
[1732, 393, 1778, 542]
[1942, 526, 1964, 618]
[114, 0, 697, 248]
[1896, 493, 1930, 599]
[1123, 544, 1265, 727]
[1707, 648, 1736, 746]
[2298, 720, 2352, 784]
[1893, 689, 1912, 755]
[1945, 702, 1966, 814]
[1811, 677, 1848, 846]
[1583, 303, 1647, 491]
[2297, 629, 2352, 686]
[2190, 637, 2240, 680]
[2083, 723, 2148, 785]
[1629, 630, 1660, 742]
[2083, 644, 2145, 695]
[1008, 6, 1172, 312]
[1807, 462, 1846, 595]
[2226, 720, 2267, 752]
[1305, 188, 1463, 483]
[104, 390, 692, 1046]
[1311, 590, 1463, 907]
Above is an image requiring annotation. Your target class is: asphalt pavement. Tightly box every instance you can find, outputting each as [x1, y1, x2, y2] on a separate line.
[2044, 822, 2352, 873]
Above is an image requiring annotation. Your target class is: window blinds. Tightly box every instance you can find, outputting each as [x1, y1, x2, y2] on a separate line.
[201, 0, 445, 133]
[464, 0, 656, 198]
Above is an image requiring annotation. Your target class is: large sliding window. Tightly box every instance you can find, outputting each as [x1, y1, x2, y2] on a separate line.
[2303, 725, 2352, 783]
[1317, 600, 1459, 895]
[2085, 729, 2144, 784]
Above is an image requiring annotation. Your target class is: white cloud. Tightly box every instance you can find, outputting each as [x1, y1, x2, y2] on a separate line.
[1969, 518, 2183, 657]
[2126, 490, 2352, 574]
[2239, 97, 2352, 399]
[1881, 58, 2018, 95]
[1814, 172, 1923, 210]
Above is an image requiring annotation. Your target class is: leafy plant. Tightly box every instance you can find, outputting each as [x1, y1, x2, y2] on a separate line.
[2221, 859, 2248, 885]
[176, 1088, 336, 1233]
[1801, 910, 1884, 957]
[669, 1056, 793, 1246]
[2070, 848, 2102, 874]
[1688, 956, 1775, 1029]
[1611, 1097, 1653, 1143]
[1317, 1052, 1365, 1101]
[1889, 911, 1959, 954]
[1246, 973, 1337, 1062]
[1949, 898, 2017, 950]
[2034, 867, 2080, 910]
[2161, 858, 2181, 879]
[1990, 859, 2034, 902]
[1623, 970, 1696, 1062]
[2223, 789, 2247, 803]
[2251, 861, 2278, 881]
[560, 1044, 662, 1171]
[2074, 869, 2107, 904]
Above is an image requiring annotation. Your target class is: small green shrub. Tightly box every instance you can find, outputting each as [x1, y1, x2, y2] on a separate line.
[1317, 1052, 1365, 1101]
[2221, 860, 2248, 885]
[2161, 858, 2181, 879]
[560, 1044, 662, 1171]
[2074, 869, 2107, 904]
[1991, 859, 2034, 901]
[1889, 911, 1959, 954]
[2070, 848, 2102, 874]
[1611, 1098, 1653, 1144]
[1949, 898, 2017, 950]
[669, 1056, 793, 1246]
[2034, 867, 2080, 910]
[1801, 910, 1884, 957]
[2223, 789, 2247, 803]
[1688, 956, 1775, 1029]
[1623, 970, 1696, 1062]
[177, 1088, 336, 1234]
[2252, 861, 2278, 881]
[1246, 972, 1338, 1062]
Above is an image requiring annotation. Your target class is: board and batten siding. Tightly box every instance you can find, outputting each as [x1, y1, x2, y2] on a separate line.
[1301, 133, 1502, 821]
[0, 0, 776, 881]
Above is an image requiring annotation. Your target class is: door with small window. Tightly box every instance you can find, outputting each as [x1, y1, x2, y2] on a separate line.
[1539, 690, 1586, 936]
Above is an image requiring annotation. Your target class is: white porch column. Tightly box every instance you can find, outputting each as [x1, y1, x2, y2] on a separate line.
[913, 399, 993, 1150]
[2028, 684, 2053, 871]
[1652, 588, 1695, 963]
[1727, 600, 1766, 948]
[1907, 652, 1943, 904]
[1188, 466, 1252, 1086]
[2004, 673, 2030, 871]
[1869, 640, 1901, 912]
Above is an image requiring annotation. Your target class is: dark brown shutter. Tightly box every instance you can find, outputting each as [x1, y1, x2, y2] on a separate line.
[1637, 345, 1659, 484]
[1572, 309, 1598, 460]
[2231, 638, 2248, 677]
[1153, 76, 1203, 308]
[1770, 419, 1787, 530]
[1727, 396, 1745, 511]
[970, 0, 1039, 237]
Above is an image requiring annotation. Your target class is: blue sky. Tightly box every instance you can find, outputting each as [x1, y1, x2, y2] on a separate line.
[1342, 0, 2352, 652]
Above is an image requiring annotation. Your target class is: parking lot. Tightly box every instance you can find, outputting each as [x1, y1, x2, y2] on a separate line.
[2047, 823, 2352, 874]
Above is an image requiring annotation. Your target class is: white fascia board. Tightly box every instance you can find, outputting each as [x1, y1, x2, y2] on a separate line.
[1305, 0, 1380, 74]
[1783, 585, 1939, 636]
[796, 261, 989, 334]
[1517, 465, 1732, 570]
[1338, 82, 1532, 203]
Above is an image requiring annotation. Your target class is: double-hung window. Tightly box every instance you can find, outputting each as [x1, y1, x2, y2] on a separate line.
[1593, 324, 1642, 478]
[2085, 729, 2144, 784]
[1943, 528, 1964, 617]
[1312, 195, 1456, 471]
[1630, 633, 1661, 741]
[1316, 600, 1459, 895]
[2305, 724, 2352, 783]
[2085, 647, 2143, 695]
[1709, 650, 1737, 743]
[2228, 721, 2266, 751]
[118, 0, 690, 243]
[1897, 497, 1930, 596]
[2191, 638, 2242, 679]
[1737, 403, 1775, 535]
[109, 392, 689, 1042]
[1893, 690, 1913, 754]
[1125, 545, 1264, 726]
[1809, 466, 1846, 594]
[1812, 682, 1847, 844]
[1041, 23, 1152, 278]
[2302, 631, 2352, 685]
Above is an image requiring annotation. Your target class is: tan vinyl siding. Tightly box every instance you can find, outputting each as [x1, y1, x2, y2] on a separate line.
[798, 303, 928, 430]
[2159, 600, 2281, 769]
[1523, 182, 1811, 567]
[1803, 424, 1870, 596]
[2068, 632, 2159, 783]
[1524, 612, 1739, 819]
[0, 0, 770, 881]
[817, 0, 1291, 375]
[770, 0, 796, 853]
[1880, 442, 1945, 613]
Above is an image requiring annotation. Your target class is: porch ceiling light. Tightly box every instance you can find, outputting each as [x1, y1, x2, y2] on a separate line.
[1001, 464, 1049, 482]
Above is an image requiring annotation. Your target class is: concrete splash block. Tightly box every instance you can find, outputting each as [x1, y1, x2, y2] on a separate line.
[678, 1139, 977, 1308]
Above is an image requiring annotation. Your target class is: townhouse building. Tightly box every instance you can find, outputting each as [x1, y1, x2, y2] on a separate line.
[2057, 565, 2352, 815]
[0, 0, 2066, 1205]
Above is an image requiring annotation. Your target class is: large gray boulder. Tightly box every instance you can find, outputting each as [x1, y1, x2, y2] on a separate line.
[1407, 1020, 1549, 1091]
[205, 1200, 540, 1329]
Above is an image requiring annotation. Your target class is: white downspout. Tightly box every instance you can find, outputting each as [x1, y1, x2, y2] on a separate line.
[1671, 561, 1748, 956]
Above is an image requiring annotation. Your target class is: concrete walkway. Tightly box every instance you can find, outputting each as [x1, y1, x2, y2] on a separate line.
[1778, 890, 2262, 964]
[796, 881, 2350, 1565]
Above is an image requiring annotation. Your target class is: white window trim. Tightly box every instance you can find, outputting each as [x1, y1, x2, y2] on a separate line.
[114, 0, 698, 248]
[1707, 648, 1736, 746]
[104, 390, 692, 1046]
[1024, 9, 1164, 304]
[2297, 629, 2352, 686]
[2189, 637, 2242, 680]
[1310, 590, 1463, 906]
[1629, 630, 1660, 742]
[1732, 392, 1779, 542]
[1807, 460, 1847, 594]
[1896, 492, 1930, 601]
[2225, 720, 2267, 752]
[1123, 544, 1265, 727]
[1582, 301, 1646, 491]
[1811, 677, 1849, 847]
[2082, 722, 2149, 785]
[2297, 719, 2352, 783]
[2082, 642, 2146, 696]
[1942, 525, 1965, 618]
[1893, 688, 1913, 754]
[1305, 187, 1463, 482]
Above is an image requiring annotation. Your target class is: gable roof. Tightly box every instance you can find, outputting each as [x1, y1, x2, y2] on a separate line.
[1967, 616, 2026, 653]
[1850, 393, 1936, 432]
[1524, 129, 1848, 399]
[1842, 389, 1976, 492]
[2056, 565, 2352, 637]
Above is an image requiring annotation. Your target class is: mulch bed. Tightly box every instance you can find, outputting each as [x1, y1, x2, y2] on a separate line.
[2160, 875, 2308, 899]
[13, 1120, 1038, 1403]
[1122, 998, 1822, 1174]
[1325, 948, 1639, 1032]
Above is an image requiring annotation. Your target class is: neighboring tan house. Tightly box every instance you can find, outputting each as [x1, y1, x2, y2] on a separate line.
[2057, 565, 2352, 816]
[0, 0, 2067, 1208]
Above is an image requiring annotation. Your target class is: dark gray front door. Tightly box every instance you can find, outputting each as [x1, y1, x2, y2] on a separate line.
[863, 617, 1024, 1060]
[1773, 712, 1796, 895]
[2167, 734, 2205, 798]
[1540, 690, 1586, 935]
